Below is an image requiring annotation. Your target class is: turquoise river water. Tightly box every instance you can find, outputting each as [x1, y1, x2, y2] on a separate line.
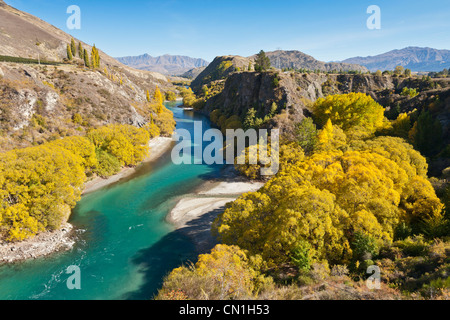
[0, 101, 223, 300]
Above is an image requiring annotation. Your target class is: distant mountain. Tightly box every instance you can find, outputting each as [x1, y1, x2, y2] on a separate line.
[116, 54, 210, 76]
[181, 67, 207, 80]
[259, 50, 369, 73]
[342, 47, 450, 72]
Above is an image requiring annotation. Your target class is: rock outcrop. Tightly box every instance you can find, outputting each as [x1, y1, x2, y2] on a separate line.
[0, 223, 75, 264]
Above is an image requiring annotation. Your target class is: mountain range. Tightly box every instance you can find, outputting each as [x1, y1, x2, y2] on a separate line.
[342, 47, 450, 72]
[261, 50, 369, 73]
[116, 54, 209, 76]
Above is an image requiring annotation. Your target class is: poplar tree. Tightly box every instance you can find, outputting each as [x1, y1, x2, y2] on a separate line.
[70, 38, 77, 59]
[83, 48, 90, 68]
[154, 86, 163, 114]
[91, 45, 100, 68]
[67, 44, 73, 60]
[78, 41, 83, 58]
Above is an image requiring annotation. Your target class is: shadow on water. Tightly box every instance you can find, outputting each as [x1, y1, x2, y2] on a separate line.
[121, 230, 197, 300]
[122, 206, 226, 300]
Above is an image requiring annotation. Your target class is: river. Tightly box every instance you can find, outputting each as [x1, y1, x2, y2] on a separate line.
[0, 101, 223, 300]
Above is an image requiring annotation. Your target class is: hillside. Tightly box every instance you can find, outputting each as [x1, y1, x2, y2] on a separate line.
[181, 66, 207, 79]
[262, 50, 369, 73]
[0, 0, 175, 151]
[194, 68, 450, 174]
[190, 55, 254, 92]
[190, 52, 369, 95]
[342, 47, 450, 72]
[116, 53, 209, 76]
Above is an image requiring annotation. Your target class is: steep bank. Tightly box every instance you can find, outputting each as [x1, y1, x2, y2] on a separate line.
[197, 67, 450, 142]
[0, 1, 175, 152]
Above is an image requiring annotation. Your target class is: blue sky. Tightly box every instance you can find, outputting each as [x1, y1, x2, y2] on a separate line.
[5, 0, 450, 62]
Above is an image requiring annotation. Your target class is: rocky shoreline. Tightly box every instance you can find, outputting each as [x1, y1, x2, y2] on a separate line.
[0, 223, 75, 265]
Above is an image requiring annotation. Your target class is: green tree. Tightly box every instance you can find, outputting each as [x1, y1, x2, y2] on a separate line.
[295, 117, 319, 155]
[70, 38, 77, 59]
[78, 41, 83, 58]
[404, 68, 412, 77]
[254, 50, 271, 72]
[83, 49, 90, 68]
[410, 111, 443, 156]
[394, 65, 404, 76]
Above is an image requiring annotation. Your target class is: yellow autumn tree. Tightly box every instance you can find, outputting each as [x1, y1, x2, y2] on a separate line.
[154, 86, 163, 114]
[156, 244, 268, 300]
[0, 145, 86, 241]
[87, 124, 150, 166]
[313, 92, 385, 133]
[215, 144, 444, 266]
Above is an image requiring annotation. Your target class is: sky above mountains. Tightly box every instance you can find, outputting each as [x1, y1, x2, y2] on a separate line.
[5, 0, 450, 62]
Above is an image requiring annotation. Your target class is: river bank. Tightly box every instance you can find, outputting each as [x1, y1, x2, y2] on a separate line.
[83, 136, 174, 195]
[167, 166, 265, 252]
[0, 223, 75, 265]
[0, 136, 174, 264]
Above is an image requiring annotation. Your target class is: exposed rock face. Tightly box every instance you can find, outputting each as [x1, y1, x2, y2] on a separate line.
[203, 72, 397, 121]
[200, 70, 450, 143]
[0, 61, 172, 151]
[0, 2, 176, 151]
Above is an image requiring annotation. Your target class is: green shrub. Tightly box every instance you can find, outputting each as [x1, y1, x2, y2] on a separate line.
[395, 236, 430, 257]
[93, 149, 121, 178]
[291, 241, 313, 272]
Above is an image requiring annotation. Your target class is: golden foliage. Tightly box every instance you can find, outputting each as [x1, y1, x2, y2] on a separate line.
[156, 244, 269, 300]
[0, 145, 86, 241]
[314, 93, 385, 133]
[216, 137, 444, 266]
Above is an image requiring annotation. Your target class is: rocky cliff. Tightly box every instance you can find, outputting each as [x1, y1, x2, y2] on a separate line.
[200, 69, 450, 143]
